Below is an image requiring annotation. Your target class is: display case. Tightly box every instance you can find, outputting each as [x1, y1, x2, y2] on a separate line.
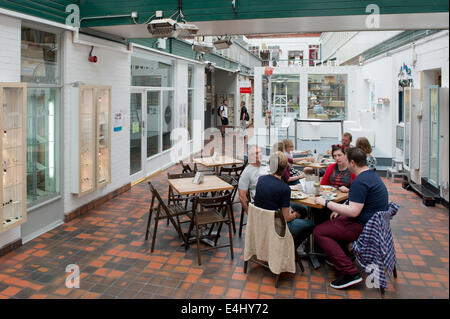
[308, 74, 347, 120]
[72, 85, 111, 196]
[1, 83, 27, 233]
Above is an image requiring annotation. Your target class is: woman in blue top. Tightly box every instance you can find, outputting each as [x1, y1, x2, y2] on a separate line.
[254, 151, 315, 250]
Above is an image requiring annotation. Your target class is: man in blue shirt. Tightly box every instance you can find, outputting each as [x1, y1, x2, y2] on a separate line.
[313, 147, 389, 289]
[254, 151, 315, 250]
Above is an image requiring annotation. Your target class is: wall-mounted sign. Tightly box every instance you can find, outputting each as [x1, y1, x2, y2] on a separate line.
[239, 81, 252, 94]
[113, 110, 123, 132]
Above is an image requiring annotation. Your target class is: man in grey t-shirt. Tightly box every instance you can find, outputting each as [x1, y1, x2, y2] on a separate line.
[238, 145, 267, 214]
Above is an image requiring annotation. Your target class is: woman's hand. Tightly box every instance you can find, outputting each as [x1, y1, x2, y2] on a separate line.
[339, 186, 349, 193]
[330, 212, 339, 220]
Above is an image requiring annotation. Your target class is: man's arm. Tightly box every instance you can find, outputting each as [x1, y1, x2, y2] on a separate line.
[239, 189, 249, 213]
[315, 198, 363, 218]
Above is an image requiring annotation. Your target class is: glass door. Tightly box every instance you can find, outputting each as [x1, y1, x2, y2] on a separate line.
[130, 91, 145, 183]
[429, 86, 439, 187]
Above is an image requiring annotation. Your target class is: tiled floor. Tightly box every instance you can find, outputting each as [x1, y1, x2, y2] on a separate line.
[0, 130, 448, 299]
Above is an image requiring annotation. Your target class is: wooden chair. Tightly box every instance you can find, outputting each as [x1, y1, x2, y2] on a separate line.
[243, 208, 304, 288]
[219, 163, 247, 182]
[238, 191, 252, 238]
[179, 160, 193, 173]
[167, 172, 196, 226]
[186, 193, 234, 266]
[145, 182, 192, 252]
[216, 175, 239, 233]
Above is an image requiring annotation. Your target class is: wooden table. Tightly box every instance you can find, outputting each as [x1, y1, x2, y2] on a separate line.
[168, 175, 234, 247]
[293, 160, 335, 175]
[193, 156, 243, 174]
[291, 191, 348, 209]
[292, 190, 348, 269]
[168, 175, 233, 195]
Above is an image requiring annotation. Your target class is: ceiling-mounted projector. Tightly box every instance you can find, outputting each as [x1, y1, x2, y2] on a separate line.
[147, 18, 177, 37]
[193, 42, 214, 53]
[213, 38, 233, 50]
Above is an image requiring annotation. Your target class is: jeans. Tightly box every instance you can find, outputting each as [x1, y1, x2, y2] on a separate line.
[313, 216, 363, 275]
[287, 218, 315, 249]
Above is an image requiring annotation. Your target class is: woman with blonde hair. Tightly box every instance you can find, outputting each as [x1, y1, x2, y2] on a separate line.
[271, 141, 304, 185]
[254, 151, 315, 250]
[355, 137, 377, 170]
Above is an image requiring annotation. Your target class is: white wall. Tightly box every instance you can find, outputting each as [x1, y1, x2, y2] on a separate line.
[0, 14, 21, 248]
[63, 31, 131, 214]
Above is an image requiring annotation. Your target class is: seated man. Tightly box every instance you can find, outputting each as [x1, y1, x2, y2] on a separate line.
[313, 147, 389, 289]
[238, 145, 266, 215]
[254, 151, 315, 251]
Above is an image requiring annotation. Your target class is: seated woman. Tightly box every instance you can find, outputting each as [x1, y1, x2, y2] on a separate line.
[355, 137, 377, 171]
[314, 145, 356, 225]
[271, 141, 303, 185]
[321, 145, 356, 192]
[254, 151, 315, 251]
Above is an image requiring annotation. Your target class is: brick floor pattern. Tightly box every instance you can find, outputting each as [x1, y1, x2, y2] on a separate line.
[0, 131, 448, 299]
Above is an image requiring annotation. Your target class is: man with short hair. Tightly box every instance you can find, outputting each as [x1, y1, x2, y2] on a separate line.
[313, 147, 389, 289]
[219, 100, 229, 137]
[238, 145, 265, 214]
[326, 132, 353, 156]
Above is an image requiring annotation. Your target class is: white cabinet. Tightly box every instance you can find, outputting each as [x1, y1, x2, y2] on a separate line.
[71, 85, 111, 196]
[0, 83, 27, 233]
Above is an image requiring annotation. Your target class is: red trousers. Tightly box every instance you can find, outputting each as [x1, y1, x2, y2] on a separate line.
[313, 216, 363, 275]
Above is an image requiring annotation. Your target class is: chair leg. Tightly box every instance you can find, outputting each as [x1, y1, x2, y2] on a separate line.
[238, 208, 245, 238]
[150, 212, 160, 253]
[195, 221, 202, 266]
[243, 261, 248, 273]
[144, 208, 154, 241]
[393, 265, 397, 278]
[275, 274, 280, 288]
[228, 220, 234, 260]
[296, 252, 305, 273]
[230, 208, 236, 234]
[380, 287, 385, 296]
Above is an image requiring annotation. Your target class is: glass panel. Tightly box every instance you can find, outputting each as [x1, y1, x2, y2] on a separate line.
[188, 89, 193, 139]
[429, 87, 439, 186]
[308, 74, 347, 120]
[188, 64, 194, 89]
[26, 88, 60, 202]
[270, 75, 300, 126]
[96, 88, 110, 185]
[2, 87, 25, 224]
[131, 54, 173, 87]
[21, 27, 59, 85]
[79, 88, 95, 194]
[396, 124, 404, 150]
[130, 93, 142, 175]
[404, 89, 411, 167]
[147, 91, 160, 157]
[162, 91, 174, 151]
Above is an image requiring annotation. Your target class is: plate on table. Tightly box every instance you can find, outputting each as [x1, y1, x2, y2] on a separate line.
[298, 161, 312, 165]
[320, 185, 336, 192]
[291, 191, 308, 200]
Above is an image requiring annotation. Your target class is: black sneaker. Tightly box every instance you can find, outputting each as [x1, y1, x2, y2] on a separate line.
[330, 273, 362, 289]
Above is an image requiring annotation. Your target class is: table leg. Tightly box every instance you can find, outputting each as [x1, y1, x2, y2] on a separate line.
[307, 206, 321, 270]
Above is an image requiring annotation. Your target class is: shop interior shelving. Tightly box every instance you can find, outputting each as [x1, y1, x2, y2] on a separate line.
[308, 76, 346, 120]
[1, 82, 27, 234]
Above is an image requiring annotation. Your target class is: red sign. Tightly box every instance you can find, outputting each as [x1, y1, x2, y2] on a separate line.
[240, 87, 252, 94]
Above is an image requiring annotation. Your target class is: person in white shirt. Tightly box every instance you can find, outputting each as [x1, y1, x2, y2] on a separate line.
[219, 100, 229, 137]
[238, 145, 266, 215]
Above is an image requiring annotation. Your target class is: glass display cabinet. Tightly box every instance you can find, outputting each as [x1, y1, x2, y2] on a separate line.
[72, 85, 111, 196]
[1, 83, 27, 233]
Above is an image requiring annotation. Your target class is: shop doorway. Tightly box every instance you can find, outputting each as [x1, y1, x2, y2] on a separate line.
[130, 88, 174, 184]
